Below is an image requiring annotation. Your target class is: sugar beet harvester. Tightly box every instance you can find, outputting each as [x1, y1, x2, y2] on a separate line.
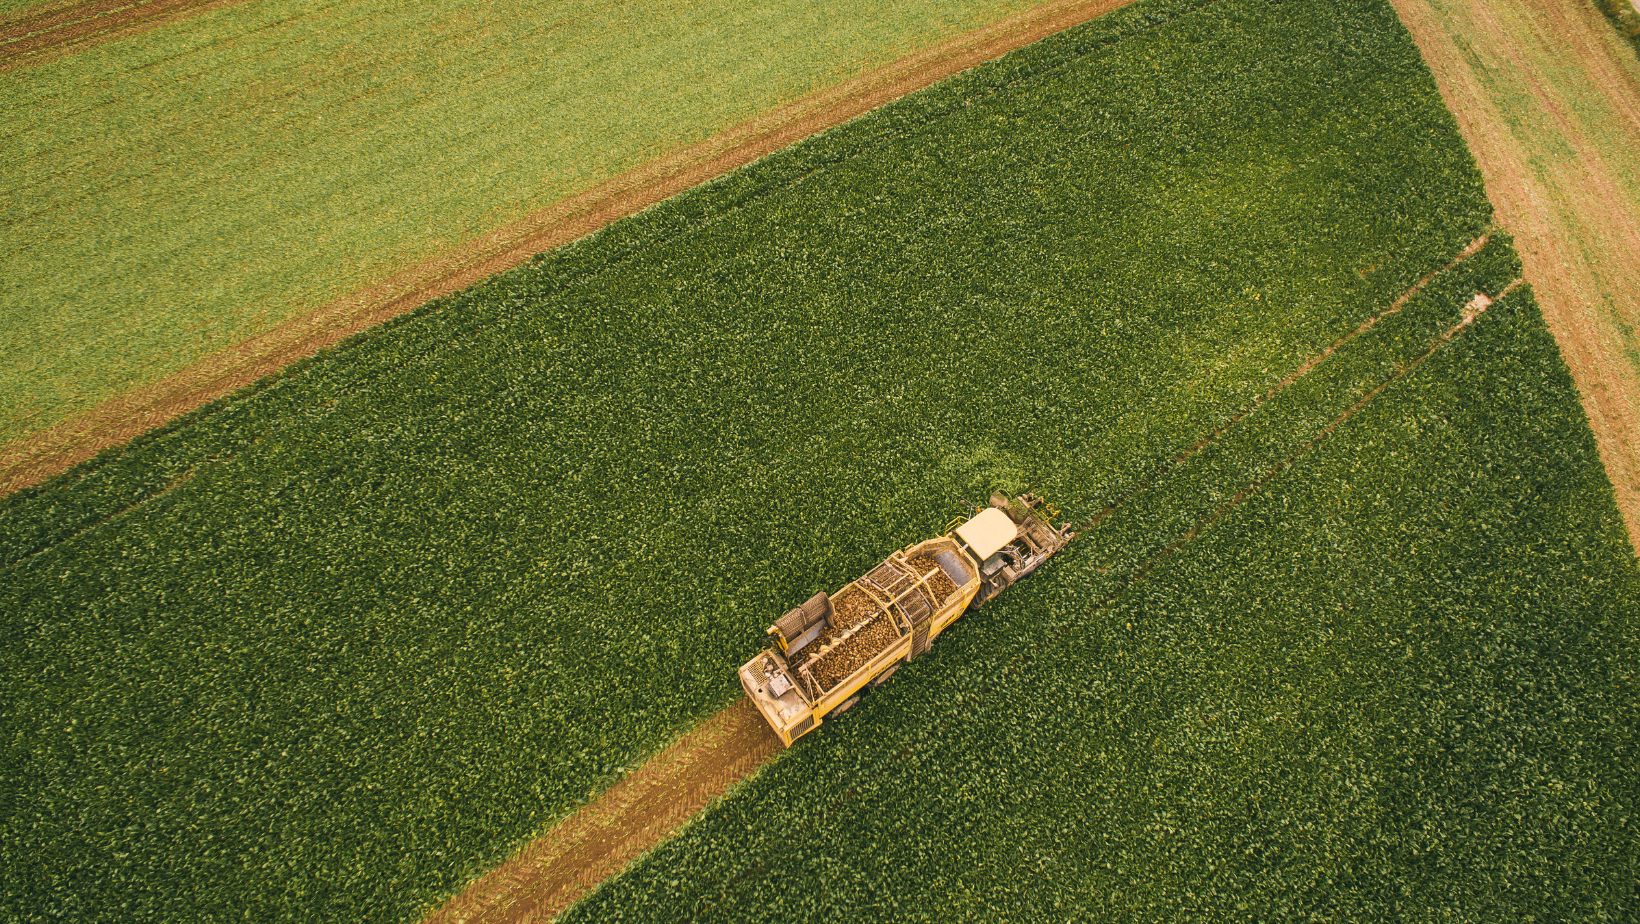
[740, 494, 1074, 746]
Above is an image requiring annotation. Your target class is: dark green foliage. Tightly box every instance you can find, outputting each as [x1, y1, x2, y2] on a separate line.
[564, 267, 1640, 924]
[6, 0, 1628, 921]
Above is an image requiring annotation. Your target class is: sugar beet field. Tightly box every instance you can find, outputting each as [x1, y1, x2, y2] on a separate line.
[3, 0, 1638, 921]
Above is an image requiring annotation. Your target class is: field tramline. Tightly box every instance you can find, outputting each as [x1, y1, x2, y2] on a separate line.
[565, 245, 1636, 922]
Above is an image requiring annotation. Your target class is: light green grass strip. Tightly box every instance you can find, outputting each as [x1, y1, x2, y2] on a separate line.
[0, 0, 1041, 443]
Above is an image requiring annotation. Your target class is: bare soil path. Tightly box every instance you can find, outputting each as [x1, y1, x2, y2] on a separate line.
[1389, 0, 1640, 554]
[420, 698, 783, 924]
[0, 0, 245, 71]
[0, 0, 1136, 499]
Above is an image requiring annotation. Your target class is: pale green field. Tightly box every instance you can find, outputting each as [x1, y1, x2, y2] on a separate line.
[0, 0, 1042, 444]
[0, 0, 51, 16]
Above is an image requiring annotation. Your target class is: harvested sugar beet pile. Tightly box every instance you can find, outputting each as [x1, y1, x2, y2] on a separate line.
[809, 613, 901, 691]
[797, 589, 876, 657]
[906, 554, 957, 602]
[801, 588, 902, 692]
[806, 557, 956, 693]
[830, 588, 878, 630]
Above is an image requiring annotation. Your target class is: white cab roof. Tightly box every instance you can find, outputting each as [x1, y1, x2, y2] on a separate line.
[955, 507, 1018, 560]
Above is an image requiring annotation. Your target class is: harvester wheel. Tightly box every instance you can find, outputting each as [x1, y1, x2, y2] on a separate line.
[868, 664, 900, 688]
[828, 695, 862, 718]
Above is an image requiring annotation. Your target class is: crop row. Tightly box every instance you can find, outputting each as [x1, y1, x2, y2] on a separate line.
[1, 0, 1506, 920]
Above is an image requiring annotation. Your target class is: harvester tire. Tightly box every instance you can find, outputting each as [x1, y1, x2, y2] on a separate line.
[828, 695, 862, 718]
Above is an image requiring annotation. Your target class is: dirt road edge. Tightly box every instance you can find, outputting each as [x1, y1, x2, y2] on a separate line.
[1388, 0, 1640, 555]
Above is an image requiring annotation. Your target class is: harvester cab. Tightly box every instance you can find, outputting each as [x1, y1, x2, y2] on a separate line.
[958, 493, 1072, 607]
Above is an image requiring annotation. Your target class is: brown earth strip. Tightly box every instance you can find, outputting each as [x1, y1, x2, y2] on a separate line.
[0, 0, 1138, 499]
[1389, 0, 1640, 554]
[0, 0, 248, 72]
[420, 698, 782, 924]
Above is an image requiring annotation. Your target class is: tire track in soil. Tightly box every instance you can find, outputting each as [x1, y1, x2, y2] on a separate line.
[0, 0, 1138, 499]
[418, 252, 1504, 924]
[0, 0, 248, 71]
[1047, 284, 1521, 690]
[1389, 0, 1640, 554]
[420, 699, 782, 924]
[1132, 283, 1519, 579]
[1084, 234, 1490, 531]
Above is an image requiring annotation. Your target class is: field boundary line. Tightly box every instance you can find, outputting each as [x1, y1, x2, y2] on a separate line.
[1084, 234, 1490, 531]
[1388, 0, 1640, 555]
[0, 0, 247, 71]
[0, 0, 1141, 500]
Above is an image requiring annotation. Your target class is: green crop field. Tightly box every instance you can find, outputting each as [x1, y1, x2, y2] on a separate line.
[0, 0, 1039, 445]
[567, 257, 1640, 922]
[2, 0, 1635, 921]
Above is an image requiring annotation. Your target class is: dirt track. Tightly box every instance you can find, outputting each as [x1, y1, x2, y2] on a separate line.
[0, 0, 1137, 499]
[1389, 0, 1640, 554]
[0, 0, 245, 71]
[420, 699, 782, 924]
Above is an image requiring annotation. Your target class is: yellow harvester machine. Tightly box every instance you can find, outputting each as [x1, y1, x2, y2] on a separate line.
[739, 494, 1074, 746]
